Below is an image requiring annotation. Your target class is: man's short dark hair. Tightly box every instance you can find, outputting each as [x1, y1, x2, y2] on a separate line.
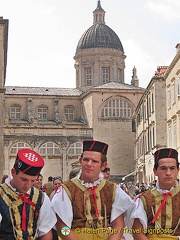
[81, 152, 107, 164]
[13, 164, 21, 174]
[154, 159, 179, 170]
[101, 154, 107, 164]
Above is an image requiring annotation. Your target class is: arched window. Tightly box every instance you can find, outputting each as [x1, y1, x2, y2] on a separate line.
[64, 106, 74, 121]
[68, 142, 82, 157]
[10, 105, 21, 120]
[10, 142, 31, 155]
[177, 78, 180, 96]
[39, 142, 60, 156]
[38, 106, 48, 120]
[101, 98, 133, 118]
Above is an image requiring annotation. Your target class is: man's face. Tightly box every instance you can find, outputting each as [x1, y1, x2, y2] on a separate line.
[153, 158, 179, 190]
[11, 168, 37, 193]
[79, 151, 107, 183]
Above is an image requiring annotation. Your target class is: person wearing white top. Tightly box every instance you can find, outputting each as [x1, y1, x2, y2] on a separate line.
[0, 149, 57, 240]
[51, 140, 138, 240]
[133, 148, 180, 240]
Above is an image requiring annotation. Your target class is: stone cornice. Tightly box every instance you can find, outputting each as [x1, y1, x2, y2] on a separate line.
[164, 50, 180, 79]
[74, 48, 125, 59]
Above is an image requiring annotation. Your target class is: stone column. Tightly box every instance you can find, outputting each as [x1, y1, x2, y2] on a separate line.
[27, 97, 33, 122]
[54, 98, 60, 122]
[61, 141, 68, 180]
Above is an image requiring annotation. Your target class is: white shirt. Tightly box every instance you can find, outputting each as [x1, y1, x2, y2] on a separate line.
[51, 173, 137, 229]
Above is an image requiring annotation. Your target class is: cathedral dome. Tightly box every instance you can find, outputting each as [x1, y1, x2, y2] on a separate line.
[76, 1, 124, 54]
[76, 23, 124, 53]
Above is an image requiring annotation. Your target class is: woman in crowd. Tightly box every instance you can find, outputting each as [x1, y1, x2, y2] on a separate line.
[49, 176, 63, 201]
[33, 173, 43, 190]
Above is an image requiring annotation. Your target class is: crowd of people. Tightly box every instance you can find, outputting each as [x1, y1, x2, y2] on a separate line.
[119, 180, 158, 199]
[0, 140, 179, 240]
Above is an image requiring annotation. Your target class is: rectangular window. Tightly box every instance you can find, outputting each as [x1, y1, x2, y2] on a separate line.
[118, 69, 121, 81]
[102, 68, 109, 83]
[145, 135, 147, 153]
[148, 96, 151, 115]
[86, 69, 92, 85]
[10, 107, 21, 119]
[173, 122, 177, 148]
[172, 85, 175, 104]
[146, 101, 148, 119]
[168, 126, 172, 147]
[151, 93, 154, 112]
[177, 78, 180, 96]
[167, 90, 171, 109]
[144, 105, 146, 120]
[38, 108, 47, 120]
[152, 127, 155, 147]
[64, 107, 74, 121]
[140, 106, 143, 121]
[149, 128, 152, 149]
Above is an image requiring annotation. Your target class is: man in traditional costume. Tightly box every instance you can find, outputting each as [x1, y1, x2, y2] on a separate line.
[51, 140, 137, 240]
[0, 148, 56, 240]
[133, 148, 180, 240]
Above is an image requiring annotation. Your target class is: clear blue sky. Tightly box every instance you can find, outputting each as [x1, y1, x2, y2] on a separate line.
[1, 0, 179, 89]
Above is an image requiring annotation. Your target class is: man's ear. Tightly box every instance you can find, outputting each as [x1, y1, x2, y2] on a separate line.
[153, 168, 157, 176]
[11, 168, 16, 177]
[101, 161, 107, 171]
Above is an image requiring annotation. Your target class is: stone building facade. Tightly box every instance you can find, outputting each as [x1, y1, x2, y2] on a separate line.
[0, 18, 8, 177]
[0, 1, 144, 182]
[165, 44, 180, 179]
[133, 44, 180, 183]
[133, 66, 168, 183]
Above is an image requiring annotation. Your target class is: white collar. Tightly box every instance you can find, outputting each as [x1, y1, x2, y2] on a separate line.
[156, 180, 178, 194]
[76, 169, 104, 188]
[4, 175, 18, 193]
[4, 175, 26, 195]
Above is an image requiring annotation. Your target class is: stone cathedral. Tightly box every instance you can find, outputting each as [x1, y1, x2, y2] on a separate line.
[0, 1, 144, 182]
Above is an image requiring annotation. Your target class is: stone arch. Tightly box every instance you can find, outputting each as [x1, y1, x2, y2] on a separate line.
[9, 142, 31, 156]
[39, 141, 62, 181]
[39, 142, 61, 157]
